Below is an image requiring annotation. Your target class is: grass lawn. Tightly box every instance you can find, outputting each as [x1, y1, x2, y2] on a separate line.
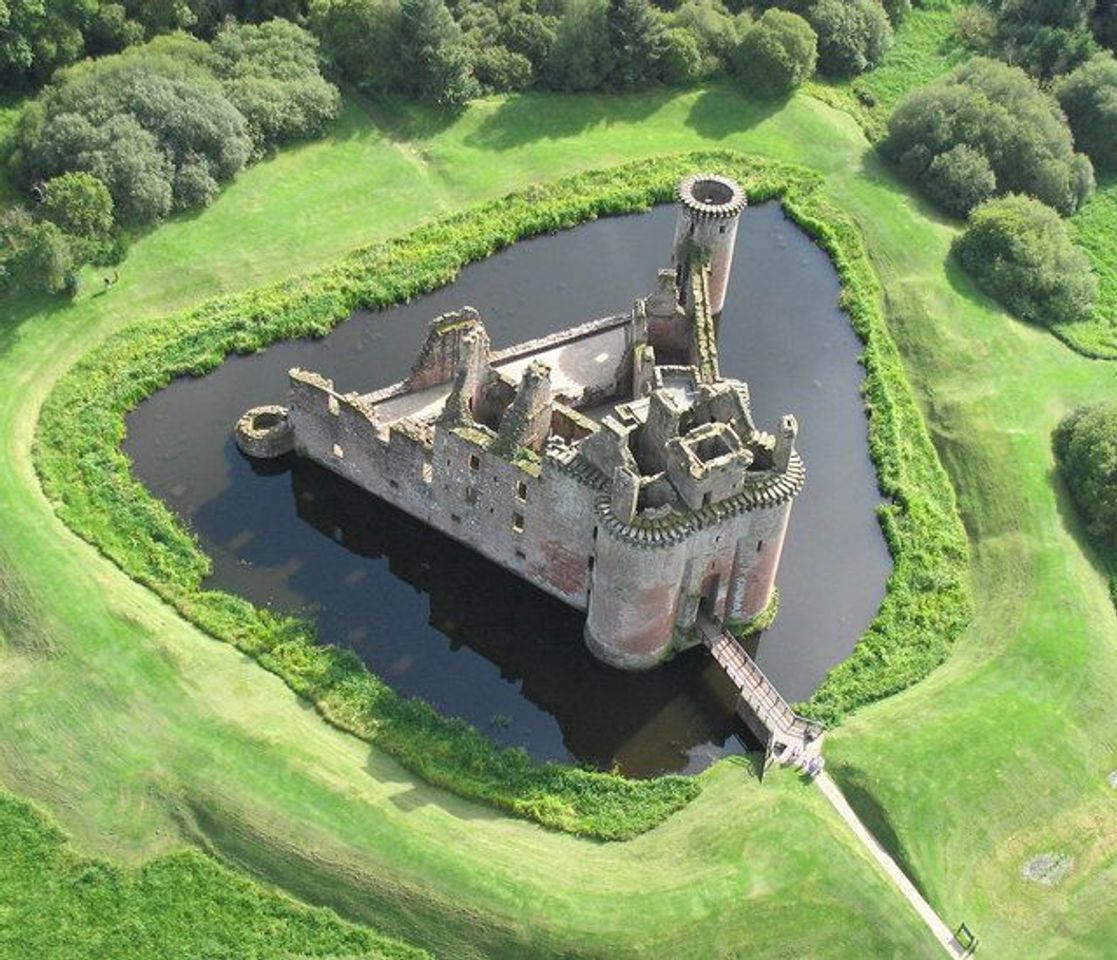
[0, 792, 426, 959]
[1, 57, 1117, 960]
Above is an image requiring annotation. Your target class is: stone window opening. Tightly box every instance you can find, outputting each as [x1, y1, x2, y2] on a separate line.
[332, 443, 344, 459]
[421, 462, 432, 484]
[588, 556, 595, 571]
[451, 513, 462, 524]
[757, 539, 764, 552]
[469, 454, 480, 471]
[389, 479, 399, 490]
[465, 486, 478, 506]
[512, 513, 524, 533]
[515, 548, 527, 560]
[516, 480, 528, 501]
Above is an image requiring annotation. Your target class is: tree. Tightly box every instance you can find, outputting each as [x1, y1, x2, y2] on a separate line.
[803, 0, 891, 77]
[670, 0, 747, 76]
[883, 57, 1095, 215]
[1055, 52, 1117, 172]
[502, 10, 558, 70]
[658, 26, 703, 82]
[952, 194, 1098, 327]
[210, 19, 340, 151]
[397, 0, 478, 105]
[19, 221, 76, 295]
[1054, 402, 1117, 541]
[544, 0, 614, 90]
[607, 0, 666, 89]
[992, 0, 1098, 78]
[308, 0, 402, 91]
[733, 8, 816, 97]
[41, 171, 114, 238]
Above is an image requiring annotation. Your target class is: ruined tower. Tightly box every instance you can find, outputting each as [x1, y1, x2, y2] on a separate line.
[672, 173, 747, 315]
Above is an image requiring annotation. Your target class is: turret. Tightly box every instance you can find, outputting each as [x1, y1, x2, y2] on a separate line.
[672, 173, 746, 315]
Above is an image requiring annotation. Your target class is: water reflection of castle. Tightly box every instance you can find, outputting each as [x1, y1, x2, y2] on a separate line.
[287, 457, 750, 774]
[238, 174, 803, 670]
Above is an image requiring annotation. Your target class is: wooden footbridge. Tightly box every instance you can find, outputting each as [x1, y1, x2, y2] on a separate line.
[696, 616, 824, 771]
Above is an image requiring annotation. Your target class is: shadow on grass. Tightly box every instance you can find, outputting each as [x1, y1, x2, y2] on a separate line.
[1048, 459, 1117, 608]
[368, 751, 510, 824]
[350, 89, 467, 143]
[461, 83, 788, 153]
[0, 286, 72, 357]
[683, 86, 786, 141]
[463, 89, 675, 151]
[828, 763, 928, 898]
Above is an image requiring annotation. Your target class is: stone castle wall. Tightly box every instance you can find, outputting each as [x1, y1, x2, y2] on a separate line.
[241, 172, 804, 671]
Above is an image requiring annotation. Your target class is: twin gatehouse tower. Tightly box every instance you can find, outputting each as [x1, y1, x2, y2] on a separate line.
[237, 174, 804, 670]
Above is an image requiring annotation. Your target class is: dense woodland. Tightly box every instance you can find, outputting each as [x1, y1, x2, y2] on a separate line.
[1, 0, 1115, 324]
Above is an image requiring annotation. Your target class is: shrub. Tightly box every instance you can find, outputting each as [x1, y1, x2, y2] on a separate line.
[883, 57, 1095, 216]
[922, 144, 997, 217]
[173, 154, 221, 208]
[1054, 402, 1117, 541]
[1055, 52, 1117, 173]
[953, 194, 1098, 326]
[733, 8, 817, 98]
[12, 42, 250, 224]
[803, 0, 892, 78]
[880, 0, 909, 27]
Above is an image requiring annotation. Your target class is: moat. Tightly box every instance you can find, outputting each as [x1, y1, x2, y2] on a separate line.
[125, 202, 890, 777]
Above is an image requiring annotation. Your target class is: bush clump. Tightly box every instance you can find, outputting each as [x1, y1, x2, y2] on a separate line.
[953, 193, 1098, 326]
[1055, 52, 1117, 173]
[801, 0, 893, 77]
[733, 9, 818, 97]
[2, 22, 338, 297]
[883, 57, 1095, 216]
[1054, 402, 1117, 541]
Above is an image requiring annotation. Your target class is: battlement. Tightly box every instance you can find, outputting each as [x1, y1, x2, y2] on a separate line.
[235, 174, 803, 670]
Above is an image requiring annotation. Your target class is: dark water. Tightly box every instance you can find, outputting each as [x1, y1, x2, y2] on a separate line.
[124, 203, 891, 777]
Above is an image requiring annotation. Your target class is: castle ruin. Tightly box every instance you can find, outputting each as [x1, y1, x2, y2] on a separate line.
[236, 174, 804, 670]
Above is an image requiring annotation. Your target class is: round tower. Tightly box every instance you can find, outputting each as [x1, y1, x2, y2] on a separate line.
[672, 173, 747, 316]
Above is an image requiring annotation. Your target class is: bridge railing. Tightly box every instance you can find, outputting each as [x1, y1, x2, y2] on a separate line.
[699, 618, 824, 745]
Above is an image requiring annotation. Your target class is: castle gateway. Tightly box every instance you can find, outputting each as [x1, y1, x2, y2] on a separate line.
[237, 175, 804, 670]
